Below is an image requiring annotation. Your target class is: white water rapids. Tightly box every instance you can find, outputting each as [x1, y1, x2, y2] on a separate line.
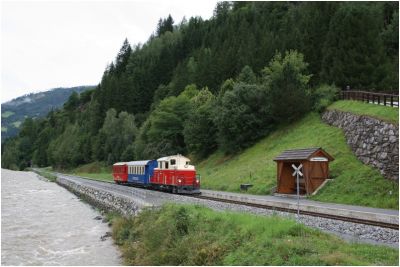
[1, 169, 121, 265]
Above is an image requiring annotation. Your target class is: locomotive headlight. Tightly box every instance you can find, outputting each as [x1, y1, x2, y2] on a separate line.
[196, 179, 199, 184]
[178, 179, 182, 183]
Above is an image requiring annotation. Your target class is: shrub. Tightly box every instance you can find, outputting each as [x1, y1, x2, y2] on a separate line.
[312, 84, 340, 112]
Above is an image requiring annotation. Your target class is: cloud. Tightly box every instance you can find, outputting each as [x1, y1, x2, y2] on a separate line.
[1, 0, 217, 103]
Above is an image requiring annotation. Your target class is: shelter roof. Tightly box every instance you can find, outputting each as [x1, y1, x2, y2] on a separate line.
[273, 147, 334, 161]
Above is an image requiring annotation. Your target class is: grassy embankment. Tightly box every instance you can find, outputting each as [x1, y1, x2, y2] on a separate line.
[110, 203, 398, 266]
[67, 100, 399, 209]
[31, 168, 57, 182]
[328, 100, 398, 124]
[197, 101, 398, 209]
[64, 162, 113, 182]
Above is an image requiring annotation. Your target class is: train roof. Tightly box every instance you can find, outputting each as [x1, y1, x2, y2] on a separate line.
[157, 154, 190, 162]
[113, 160, 156, 166]
[126, 160, 155, 166]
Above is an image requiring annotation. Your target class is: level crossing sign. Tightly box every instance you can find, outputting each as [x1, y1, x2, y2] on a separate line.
[292, 163, 303, 177]
[291, 163, 303, 219]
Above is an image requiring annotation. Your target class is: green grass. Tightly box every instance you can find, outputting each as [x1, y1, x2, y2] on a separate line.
[33, 169, 57, 182]
[328, 100, 399, 124]
[111, 204, 398, 266]
[1, 111, 14, 118]
[12, 121, 22, 128]
[68, 161, 113, 182]
[197, 112, 398, 209]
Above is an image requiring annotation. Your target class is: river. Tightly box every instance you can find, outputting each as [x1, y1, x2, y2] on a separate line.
[1, 169, 121, 265]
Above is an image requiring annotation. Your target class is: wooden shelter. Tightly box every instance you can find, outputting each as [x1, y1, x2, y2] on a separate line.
[273, 147, 334, 195]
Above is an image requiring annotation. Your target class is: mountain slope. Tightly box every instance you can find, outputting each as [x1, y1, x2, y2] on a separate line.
[196, 112, 398, 209]
[1, 86, 94, 141]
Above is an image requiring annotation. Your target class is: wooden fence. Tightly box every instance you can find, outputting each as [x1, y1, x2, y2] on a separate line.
[340, 90, 399, 107]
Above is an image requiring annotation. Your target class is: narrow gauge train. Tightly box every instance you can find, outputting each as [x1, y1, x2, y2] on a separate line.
[112, 154, 200, 194]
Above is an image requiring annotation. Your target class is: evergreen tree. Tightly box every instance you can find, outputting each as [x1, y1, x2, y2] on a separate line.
[157, 14, 174, 36]
[320, 3, 388, 90]
[115, 38, 132, 75]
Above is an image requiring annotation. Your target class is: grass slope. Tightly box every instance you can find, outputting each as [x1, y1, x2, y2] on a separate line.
[67, 162, 113, 182]
[328, 100, 399, 124]
[112, 204, 398, 266]
[197, 112, 398, 209]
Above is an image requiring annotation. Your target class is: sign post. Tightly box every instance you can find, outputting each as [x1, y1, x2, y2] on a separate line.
[291, 163, 303, 220]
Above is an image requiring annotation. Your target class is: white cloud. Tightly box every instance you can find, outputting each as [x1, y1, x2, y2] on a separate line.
[1, 0, 217, 103]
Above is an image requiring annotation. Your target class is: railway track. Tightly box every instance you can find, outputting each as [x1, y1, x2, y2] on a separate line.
[36, 170, 399, 230]
[193, 195, 399, 230]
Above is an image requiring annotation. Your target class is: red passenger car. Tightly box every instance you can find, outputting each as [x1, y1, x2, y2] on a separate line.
[112, 162, 128, 183]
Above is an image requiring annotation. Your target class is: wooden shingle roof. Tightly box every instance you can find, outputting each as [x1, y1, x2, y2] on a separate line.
[273, 147, 334, 161]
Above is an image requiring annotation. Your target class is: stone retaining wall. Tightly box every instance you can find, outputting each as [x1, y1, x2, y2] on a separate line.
[57, 176, 151, 216]
[322, 109, 399, 180]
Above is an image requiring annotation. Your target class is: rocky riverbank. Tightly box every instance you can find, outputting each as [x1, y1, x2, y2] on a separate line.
[56, 175, 151, 216]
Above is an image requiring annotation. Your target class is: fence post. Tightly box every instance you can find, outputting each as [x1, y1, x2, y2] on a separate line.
[391, 96, 393, 107]
[384, 95, 387, 106]
[378, 94, 380, 105]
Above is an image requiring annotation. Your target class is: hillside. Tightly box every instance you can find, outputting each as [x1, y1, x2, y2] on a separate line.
[196, 109, 398, 209]
[1, 86, 94, 141]
[66, 102, 399, 209]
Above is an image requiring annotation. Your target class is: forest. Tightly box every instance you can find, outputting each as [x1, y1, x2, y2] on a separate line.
[2, 1, 398, 170]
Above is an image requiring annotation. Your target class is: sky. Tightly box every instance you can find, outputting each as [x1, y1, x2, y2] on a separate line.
[1, 0, 218, 103]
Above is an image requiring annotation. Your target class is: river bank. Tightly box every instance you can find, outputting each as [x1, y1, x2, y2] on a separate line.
[1, 169, 121, 265]
[110, 204, 399, 265]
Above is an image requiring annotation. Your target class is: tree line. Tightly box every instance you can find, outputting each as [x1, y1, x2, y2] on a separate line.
[2, 1, 398, 170]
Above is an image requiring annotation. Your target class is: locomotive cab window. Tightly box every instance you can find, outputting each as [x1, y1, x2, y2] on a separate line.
[170, 159, 176, 165]
[165, 162, 169, 169]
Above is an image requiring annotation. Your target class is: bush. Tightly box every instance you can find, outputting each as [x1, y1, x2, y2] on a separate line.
[312, 84, 340, 112]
